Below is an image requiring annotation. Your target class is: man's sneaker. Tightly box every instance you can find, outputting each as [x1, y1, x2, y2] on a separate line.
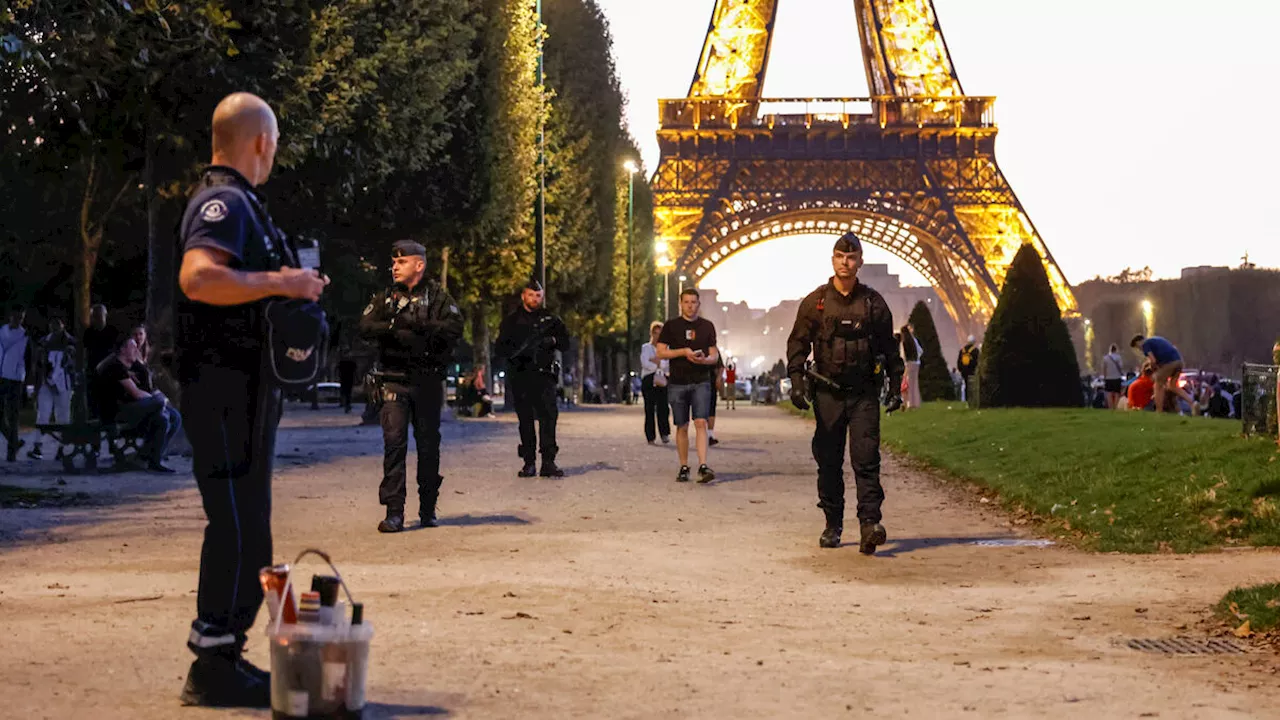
[420, 510, 438, 528]
[27, 446, 43, 460]
[819, 527, 843, 549]
[377, 512, 405, 533]
[517, 462, 537, 478]
[539, 461, 565, 478]
[180, 654, 270, 708]
[676, 465, 691, 483]
[696, 464, 716, 484]
[859, 522, 887, 555]
[660, 435, 670, 444]
[708, 436, 720, 446]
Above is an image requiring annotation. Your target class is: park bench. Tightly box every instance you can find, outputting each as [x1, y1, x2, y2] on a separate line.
[34, 421, 144, 473]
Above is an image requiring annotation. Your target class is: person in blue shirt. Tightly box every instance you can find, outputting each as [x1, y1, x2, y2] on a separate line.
[1130, 334, 1194, 414]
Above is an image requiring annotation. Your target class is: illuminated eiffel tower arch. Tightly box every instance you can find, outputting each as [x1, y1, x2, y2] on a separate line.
[653, 0, 1076, 335]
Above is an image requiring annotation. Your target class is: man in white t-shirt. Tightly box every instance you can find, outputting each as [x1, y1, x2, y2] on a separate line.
[0, 306, 31, 462]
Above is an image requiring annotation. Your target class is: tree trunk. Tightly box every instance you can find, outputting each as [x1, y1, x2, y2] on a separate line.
[471, 301, 491, 387]
[144, 120, 177, 366]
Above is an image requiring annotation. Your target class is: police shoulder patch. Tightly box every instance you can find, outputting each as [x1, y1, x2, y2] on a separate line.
[199, 198, 229, 223]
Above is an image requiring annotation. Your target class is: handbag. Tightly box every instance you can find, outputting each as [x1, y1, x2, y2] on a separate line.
[654, 370, 667, 388]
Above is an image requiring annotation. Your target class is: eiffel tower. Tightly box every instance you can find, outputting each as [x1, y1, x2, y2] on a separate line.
[653, 0, 1076, 336]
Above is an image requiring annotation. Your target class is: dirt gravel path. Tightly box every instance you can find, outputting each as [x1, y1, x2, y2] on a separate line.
[1, 403, 1278, 719]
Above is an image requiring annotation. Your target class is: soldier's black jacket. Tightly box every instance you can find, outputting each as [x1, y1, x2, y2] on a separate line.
[786, 278, 905, 392]
[359, 280, 464, 378]
[495, 306, 569, 373]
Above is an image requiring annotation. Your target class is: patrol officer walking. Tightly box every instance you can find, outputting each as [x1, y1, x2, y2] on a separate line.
[176, 92, 329, 707]
[786, 233, 904, 554]
[495, 279, 570, 477]
[359, 240, 464, 533]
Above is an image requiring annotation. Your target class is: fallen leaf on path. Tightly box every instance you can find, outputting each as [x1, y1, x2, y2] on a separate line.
[1135, 608, 1148, 614]
[503, 592, 517, 598]
[46, 583, 68, 590]
[1234, 620, 1253, 638]
[1072, 616, 1091, 621]
[503, 612, 536, 620]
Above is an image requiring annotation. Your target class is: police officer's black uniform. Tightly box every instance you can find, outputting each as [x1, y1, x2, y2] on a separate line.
[359, 241, 464, 533]
[495, 280, 570, 477]
[786, 233, 905, 553]
[177, 165, 301, 705]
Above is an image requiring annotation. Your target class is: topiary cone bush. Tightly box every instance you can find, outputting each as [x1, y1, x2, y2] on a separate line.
[978, 244, 1081, 408]
[908, 300, 955, 401]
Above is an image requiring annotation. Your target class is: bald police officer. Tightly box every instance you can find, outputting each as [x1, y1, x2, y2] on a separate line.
[786, 233, 904, 553]
[178, 93, 328, 707]
[360, 240, 464, 533]
[496, 279, 570, 477]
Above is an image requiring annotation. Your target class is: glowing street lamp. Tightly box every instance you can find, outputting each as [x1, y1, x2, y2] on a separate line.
[1141, 299, 1155, 337]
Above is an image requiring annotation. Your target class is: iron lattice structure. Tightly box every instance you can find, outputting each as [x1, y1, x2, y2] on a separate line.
[654, 0, 1076, 335]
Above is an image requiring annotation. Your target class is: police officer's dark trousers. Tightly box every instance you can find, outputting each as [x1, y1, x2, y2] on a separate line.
[379, 377, 444, 513]
[812, 387, 883, 527]
[510, 370, 558, 463]
[184, 364, 282, 650]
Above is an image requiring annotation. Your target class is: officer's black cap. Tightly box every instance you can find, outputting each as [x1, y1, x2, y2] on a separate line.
[833, 232, 864, 254]
[524, 278, 545, 293]
[391, 240, 426, 258]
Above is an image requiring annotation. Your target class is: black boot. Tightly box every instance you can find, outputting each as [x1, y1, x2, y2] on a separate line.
[378, 510, 405, 533]
[517, 461, 537, 477]
[859, 522, 887, 555]
[819, 504, 843, 548]
[420, 501, 438, 528]
[539, 458, 564, 478]
[27, 442, 43, 460]
[180, 647, 270, 708]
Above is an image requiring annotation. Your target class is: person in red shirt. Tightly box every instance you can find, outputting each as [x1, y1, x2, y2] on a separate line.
[724, 363, 737, 410]
[1127, 365, 1156, 411]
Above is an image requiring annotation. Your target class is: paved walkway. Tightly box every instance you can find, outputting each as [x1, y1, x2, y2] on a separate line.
[1, 403, 1278, 719]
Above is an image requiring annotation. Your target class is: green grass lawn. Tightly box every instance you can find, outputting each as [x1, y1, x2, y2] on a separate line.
[780, 401, 1280, 552]
[1217, 583, 1280, 634]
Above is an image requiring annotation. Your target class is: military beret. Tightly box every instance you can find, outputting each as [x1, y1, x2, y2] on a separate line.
[833, 232, 864, 254]
[391, 240, 426, 258]
[524, 277, 545, 292]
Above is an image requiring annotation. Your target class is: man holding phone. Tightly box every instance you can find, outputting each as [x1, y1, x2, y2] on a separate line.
[656, 288, 719, 484]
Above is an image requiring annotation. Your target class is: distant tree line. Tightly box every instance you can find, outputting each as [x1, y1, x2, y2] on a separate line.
[1, 0, 654, 386]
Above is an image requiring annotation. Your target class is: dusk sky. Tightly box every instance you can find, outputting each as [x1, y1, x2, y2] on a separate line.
[596, 0, 1279, 308]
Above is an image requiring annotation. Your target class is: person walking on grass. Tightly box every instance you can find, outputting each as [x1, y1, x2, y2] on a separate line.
[900, 324, 922, 410]
[1102, 343, 1125, 409]
[656, 289, 719, 484]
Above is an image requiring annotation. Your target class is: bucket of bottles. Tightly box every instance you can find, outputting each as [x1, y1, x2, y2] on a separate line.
[264, 549, 372, 719]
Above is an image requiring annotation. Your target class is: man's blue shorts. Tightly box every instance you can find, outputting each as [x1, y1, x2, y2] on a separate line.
[668, 382, 712, 427]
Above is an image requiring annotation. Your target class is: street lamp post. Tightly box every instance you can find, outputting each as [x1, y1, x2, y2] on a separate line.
[655, 241, 671, 319]
[625, 160, 638, 404]
[535, 0, 546, 291]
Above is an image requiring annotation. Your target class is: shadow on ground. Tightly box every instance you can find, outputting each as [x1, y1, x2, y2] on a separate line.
[868, 535, 1016, 557]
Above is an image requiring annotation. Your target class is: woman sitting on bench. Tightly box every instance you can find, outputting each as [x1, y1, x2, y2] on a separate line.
[95, 336, 182, 474]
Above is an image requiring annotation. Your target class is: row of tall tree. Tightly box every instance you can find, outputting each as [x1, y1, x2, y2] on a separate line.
[1, 0, 654, 382]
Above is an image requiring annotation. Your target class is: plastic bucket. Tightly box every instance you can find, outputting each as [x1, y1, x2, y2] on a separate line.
[267, 550, 372, 719]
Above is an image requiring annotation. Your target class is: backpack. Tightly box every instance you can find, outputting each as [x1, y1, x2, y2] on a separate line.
[959, 348, 973, 369]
